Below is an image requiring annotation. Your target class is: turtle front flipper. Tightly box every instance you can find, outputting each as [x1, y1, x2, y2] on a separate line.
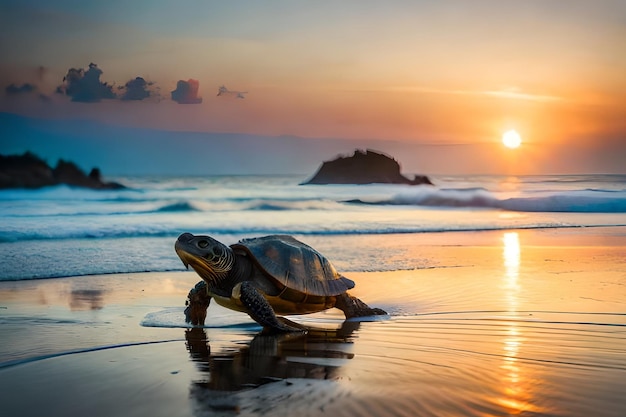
[236, 281, 305, 333]
[185, 281, 212, 326]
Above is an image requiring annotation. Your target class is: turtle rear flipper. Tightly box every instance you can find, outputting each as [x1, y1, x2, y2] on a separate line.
[335, 293, 387, 318]
[237, 281, 305, 333]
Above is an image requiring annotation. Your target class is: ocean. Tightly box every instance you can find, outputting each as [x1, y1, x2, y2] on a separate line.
[1, 174, 625, 281]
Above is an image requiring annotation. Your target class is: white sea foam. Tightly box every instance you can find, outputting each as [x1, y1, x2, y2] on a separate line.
[383, 187, 626, 212]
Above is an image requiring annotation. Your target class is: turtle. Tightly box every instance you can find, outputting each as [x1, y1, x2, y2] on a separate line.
[175, 232, 387, 332]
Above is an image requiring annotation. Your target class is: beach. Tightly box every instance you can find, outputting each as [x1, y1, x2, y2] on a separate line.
[1, 227, 625, 417]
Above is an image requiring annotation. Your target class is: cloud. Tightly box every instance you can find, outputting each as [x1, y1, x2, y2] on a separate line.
[386, 85, 563, 103]
[120, 77, 152, 101]
[5, 83, 36, 95]
[171, 79, 202, 104]
[4, 82, 51, 102]
[56, 63, 116, 102]
[217, 85, 247, 99]
[482, 88, 562, 103]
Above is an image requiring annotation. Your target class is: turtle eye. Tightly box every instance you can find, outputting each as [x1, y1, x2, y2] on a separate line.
[198, 240, 209, 249]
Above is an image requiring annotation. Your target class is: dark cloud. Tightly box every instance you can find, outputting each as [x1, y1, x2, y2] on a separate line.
[171, 79, 202, 104]
[4, 82, 50, 102]
[7, 63, 203, 105]
[56, 63, 116, 102]
[5, 83, 36, 94]
[120, 77, 151, 101]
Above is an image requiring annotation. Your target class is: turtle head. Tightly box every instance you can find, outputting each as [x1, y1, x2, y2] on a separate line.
[175, 233, 235, 284]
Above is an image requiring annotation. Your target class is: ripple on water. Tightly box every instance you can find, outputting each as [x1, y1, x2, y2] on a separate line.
[332, 312, 626, 417]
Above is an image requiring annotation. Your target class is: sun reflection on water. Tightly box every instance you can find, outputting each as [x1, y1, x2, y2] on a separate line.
[503, 232, 520, 296]
[497, 232, 539, 414]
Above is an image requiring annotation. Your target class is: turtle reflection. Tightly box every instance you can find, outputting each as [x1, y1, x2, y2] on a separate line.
[185, 321, 359, 392]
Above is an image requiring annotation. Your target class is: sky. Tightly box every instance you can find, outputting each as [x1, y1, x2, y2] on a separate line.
[1, 0, 625, 175]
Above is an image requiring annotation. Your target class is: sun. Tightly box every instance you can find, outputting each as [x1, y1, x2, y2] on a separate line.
[502, 130, 522, 149]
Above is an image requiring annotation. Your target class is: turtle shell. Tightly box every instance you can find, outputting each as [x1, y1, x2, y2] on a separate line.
[232, 235, 355, 297]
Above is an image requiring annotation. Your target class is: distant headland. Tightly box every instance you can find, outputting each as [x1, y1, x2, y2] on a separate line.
[0, 152, 125, 190]
[302, 149, 433, 186]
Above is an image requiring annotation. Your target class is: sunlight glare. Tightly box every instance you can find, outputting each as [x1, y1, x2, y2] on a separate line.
[502, 130, 522, 149]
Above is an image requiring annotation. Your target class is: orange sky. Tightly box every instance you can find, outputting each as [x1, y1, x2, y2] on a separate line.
[1, 1, 625, 174]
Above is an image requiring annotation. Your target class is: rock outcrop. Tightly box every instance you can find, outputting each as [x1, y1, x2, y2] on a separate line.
[0, 152, 125, 189]
[303, 149, 432, 186]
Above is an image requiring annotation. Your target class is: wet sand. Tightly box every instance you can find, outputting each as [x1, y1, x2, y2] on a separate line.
[1, 227, 625, 417]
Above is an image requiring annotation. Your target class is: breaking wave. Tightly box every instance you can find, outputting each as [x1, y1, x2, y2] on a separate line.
[155, 201, 200, 212]
[355, 188, 626, 213]
[0, 222, 620, 244]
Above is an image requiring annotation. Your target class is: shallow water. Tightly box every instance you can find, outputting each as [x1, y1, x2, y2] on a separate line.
[1, 229, 625, 416]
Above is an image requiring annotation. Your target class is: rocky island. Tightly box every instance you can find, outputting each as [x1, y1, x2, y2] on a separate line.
[0, 152, 125, 189]
[302, 149, 432, 186]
